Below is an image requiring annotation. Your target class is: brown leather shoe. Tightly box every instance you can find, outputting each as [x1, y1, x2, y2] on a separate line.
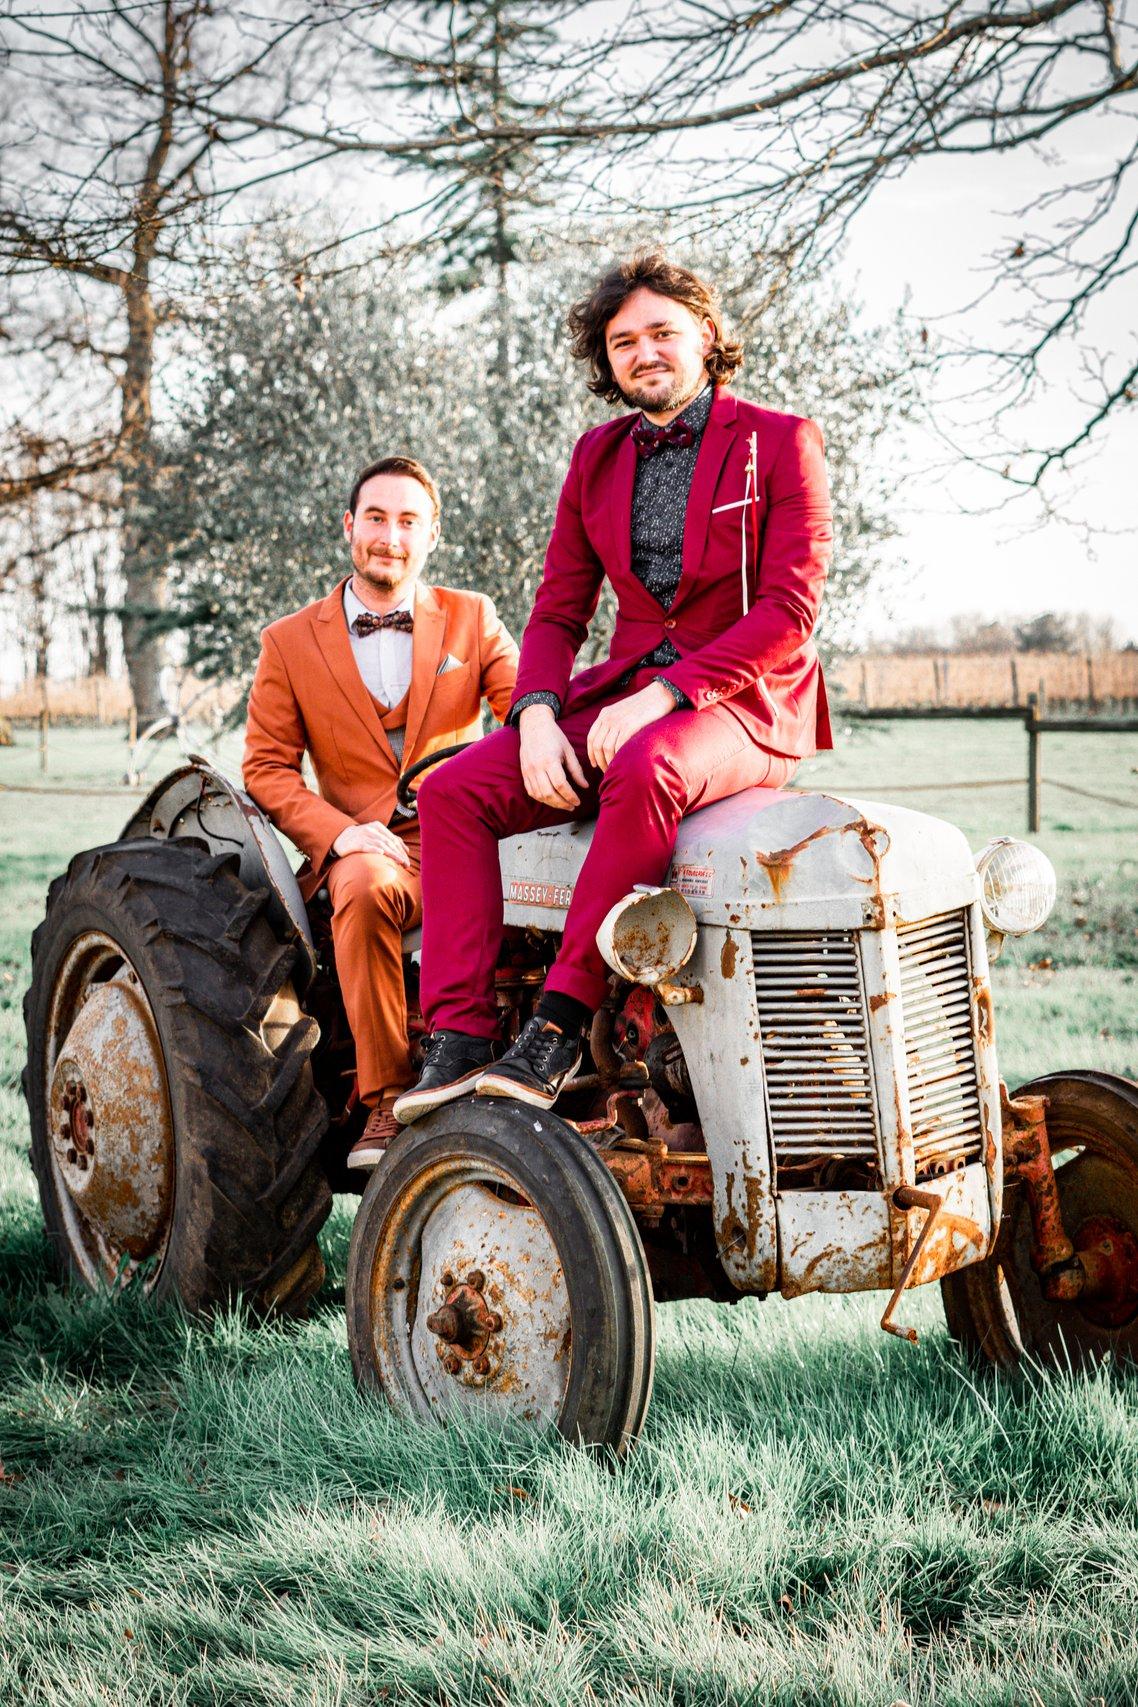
[347, 1105, 401, 1171]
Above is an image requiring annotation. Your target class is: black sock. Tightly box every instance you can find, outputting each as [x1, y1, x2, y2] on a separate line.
[535, 991, 590, 1036]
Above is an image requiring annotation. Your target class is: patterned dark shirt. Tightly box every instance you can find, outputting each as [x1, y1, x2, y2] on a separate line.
[512, 381, 713, 722]
[625, 379, 714, 679]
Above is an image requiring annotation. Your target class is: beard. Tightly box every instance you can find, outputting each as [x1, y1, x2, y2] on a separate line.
[618, 363, 705, 416]
[352, 544, 414, 592]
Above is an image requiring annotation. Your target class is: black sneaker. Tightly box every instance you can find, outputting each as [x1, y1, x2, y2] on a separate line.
[474, 1016, 583, 1109]
[392, 1031, 497, 1125]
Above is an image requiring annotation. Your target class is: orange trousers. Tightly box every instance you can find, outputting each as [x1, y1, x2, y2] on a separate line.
[325, 824, 421, 1108]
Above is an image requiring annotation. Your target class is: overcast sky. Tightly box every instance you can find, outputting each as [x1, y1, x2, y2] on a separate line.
[810, 144, 1135, 645]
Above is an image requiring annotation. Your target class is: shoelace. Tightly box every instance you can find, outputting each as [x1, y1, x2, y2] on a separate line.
[511, 1017, 569, 1075]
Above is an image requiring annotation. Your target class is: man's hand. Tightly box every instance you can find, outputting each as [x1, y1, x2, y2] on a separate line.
[332, 820, 413, 868]
[586, 681, 677, 773]
[519, 703, 589, 809]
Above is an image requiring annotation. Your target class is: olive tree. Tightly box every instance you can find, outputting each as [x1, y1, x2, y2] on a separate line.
[153, 234, 917, 688]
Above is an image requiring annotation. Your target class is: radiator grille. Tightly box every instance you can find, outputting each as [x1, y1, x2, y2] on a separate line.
[752, 932, 878, 1166]
[897, 910, 983, 1176]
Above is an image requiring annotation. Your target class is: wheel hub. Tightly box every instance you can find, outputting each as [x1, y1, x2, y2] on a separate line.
[48, 966, 173, 1258]
[426, 1269, 504, 1375]
[1075, 1214, 1138, 1329]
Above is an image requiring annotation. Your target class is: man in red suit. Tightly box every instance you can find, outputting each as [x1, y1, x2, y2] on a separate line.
[395, 249, 833, 1122]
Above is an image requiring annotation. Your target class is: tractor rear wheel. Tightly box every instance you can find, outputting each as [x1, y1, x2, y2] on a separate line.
[23, 837, 331, 1314]
[346, 1099, 655, 1451]
[942, 1071, 1138, 1370]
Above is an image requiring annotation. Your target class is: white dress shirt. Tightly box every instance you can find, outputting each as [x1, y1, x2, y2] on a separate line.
[343, 580, 415, 710]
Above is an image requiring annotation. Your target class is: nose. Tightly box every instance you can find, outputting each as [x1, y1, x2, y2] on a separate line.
[632, 339, 667, 371]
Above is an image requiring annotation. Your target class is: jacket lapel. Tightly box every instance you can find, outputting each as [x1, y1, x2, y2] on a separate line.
[607, 429, 637, 582]
[313, 578, 394, 756]
[676, 386, 738, 607]
[403, 581, 447, 763]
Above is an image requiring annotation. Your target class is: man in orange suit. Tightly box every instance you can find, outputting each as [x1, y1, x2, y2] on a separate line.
[243, 456, 518, 1166]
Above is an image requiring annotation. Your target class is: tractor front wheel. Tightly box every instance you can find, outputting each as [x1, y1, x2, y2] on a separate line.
[346, 1100, 655, 1451]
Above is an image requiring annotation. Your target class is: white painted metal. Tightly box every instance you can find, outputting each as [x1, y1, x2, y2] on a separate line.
[498, 785, 1004, 1298]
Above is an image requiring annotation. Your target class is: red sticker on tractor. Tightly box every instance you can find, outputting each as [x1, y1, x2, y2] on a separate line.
[670, 864, 714, 897]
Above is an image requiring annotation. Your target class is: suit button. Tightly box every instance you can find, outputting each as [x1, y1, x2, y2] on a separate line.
[664, 619, 676, 630]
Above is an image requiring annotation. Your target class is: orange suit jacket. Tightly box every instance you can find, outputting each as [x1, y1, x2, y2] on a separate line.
[243, 577, 518, 897]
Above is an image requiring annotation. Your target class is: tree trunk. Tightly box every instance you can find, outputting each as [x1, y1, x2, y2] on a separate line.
[118, 276, 165, 726]
[89, 551, 110, 678]
[115, 0, 179, 729]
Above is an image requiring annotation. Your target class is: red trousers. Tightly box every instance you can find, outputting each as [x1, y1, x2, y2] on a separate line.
[417, 677, 797, 1035]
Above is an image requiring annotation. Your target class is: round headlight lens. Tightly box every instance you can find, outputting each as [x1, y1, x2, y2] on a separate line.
[975, 837, 1057, 935]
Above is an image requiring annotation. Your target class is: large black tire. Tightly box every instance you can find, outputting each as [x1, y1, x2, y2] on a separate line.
[942, 1071, 1138, 1370]
[347, 1099, 655, 1452]
[23, 837, 331, 1315]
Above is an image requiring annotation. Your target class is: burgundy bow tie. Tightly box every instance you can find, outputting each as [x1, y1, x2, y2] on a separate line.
[631, 416, 695, 459]
[351, 609, 414, 636]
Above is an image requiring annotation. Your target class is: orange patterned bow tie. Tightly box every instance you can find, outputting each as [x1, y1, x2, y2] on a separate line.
[352, 610, 414, 636]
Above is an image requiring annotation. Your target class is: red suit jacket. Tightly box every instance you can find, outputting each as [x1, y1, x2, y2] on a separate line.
[511, 386, 833, 755]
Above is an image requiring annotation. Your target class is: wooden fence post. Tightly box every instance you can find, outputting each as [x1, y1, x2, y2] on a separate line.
[1026, 694, 1041, 834]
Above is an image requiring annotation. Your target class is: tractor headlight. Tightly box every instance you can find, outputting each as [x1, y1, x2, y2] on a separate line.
[975, 837, 1057, 936]
[596, 885, 698, 984]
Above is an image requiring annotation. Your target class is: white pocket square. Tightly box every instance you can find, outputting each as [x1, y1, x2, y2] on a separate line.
[436, 653, 466, 676]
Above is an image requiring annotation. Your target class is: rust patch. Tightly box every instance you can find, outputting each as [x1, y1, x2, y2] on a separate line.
[603, 1147, 713, 1223]
[743, 1175, 765, 1259]
[716, 1169, 746, 1255]
[720, 934, 739, 979]
[972, 977, 995, 1047]
[1002, 1087, 1080, 1298]
[909, 1207, 985, 1286]
[868, 991, 892, 1014]
[753, 815, 890, 905]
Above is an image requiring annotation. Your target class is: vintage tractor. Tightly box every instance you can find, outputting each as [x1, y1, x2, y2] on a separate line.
[23, 755, 1138, 1451]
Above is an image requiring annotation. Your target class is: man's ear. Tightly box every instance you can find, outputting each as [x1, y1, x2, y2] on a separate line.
[427, 518, 441, 553]
[701, 315, 715, 357]
[342, 509, 354, 543]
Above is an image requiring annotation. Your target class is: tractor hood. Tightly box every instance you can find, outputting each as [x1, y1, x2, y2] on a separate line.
[500, 787, 981, 933]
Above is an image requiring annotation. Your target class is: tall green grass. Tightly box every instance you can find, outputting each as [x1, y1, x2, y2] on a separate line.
[1, 722, 1136, 1704]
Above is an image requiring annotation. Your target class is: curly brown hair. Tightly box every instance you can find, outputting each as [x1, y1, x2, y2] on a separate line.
[567, 249, 744, 405]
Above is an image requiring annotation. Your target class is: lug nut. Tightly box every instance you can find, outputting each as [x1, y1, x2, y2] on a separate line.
[472, 1355, 490, 1375]
[466, 1269, 485, 1290]
[441, 1270, 455, 1289]
[443, 1354, 461, 1375]
[488, 1312, 503, 1333]
[66, 1147, 77, 1166]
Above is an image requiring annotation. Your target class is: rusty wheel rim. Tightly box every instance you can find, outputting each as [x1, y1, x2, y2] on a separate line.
[368, 1156, 573, 1427]
[44, 931, 175, 1289]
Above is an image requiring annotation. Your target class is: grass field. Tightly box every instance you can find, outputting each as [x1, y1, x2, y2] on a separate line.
[1, 722, 1137, 1706]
